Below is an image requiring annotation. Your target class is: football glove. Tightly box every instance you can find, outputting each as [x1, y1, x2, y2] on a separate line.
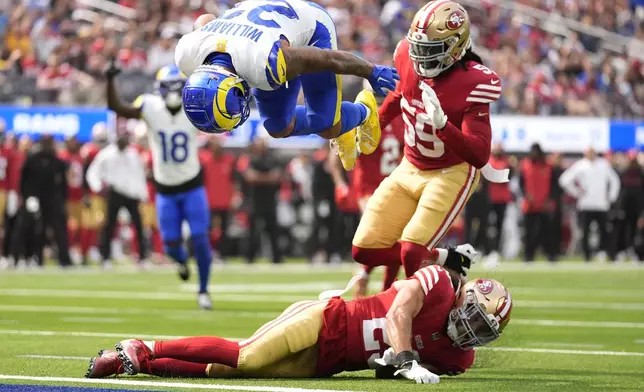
[393, 351, 440, 384]
[368, 65, 400, 96]
[444, 243, 479, 278]
[419, 81, 447, 129]
[105, 60, 122, 79]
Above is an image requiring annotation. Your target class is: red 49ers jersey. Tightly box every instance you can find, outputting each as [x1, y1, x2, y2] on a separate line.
[317, 265, 473, 376]
[58, 150, 85, 202]
[0, 146, 13, 191]
[381, 39, 501, 171]
[353, 116, 405, 199]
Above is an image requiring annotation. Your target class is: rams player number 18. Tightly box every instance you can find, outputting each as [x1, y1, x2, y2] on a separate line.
[174, 0, 400, 171]
[105, 64, 214, 311]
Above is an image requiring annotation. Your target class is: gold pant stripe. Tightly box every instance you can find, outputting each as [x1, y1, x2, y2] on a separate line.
[425, 164, 476, 249]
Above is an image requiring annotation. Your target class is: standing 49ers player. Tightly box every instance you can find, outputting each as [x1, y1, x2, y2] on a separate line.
[58, 136, 87, 265]
[87, 248, 512, 384]
[352, 0, 508, 278]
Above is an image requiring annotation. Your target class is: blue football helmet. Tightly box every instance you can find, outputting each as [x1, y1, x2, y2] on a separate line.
[182, 65, 251, 134]
[155, 65, 187, 110]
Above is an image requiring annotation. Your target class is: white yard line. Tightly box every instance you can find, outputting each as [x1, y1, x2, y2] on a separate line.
[18, 355, 89, 360]
[61, 317, 124, 324]
[0, 329, 188, 340]
[3, 288, 644, 310]
[634, 340, 644, 344]
[515, 300, 644, 311]
[525, 342, 605, 349]
[0, 375, 360, 392]
[0, 288, 304, 303]
[0, 305, 278, 319]
[2, 261, 643, 276]
[479, 347, 644, 357]
[512, 319, 644, 329]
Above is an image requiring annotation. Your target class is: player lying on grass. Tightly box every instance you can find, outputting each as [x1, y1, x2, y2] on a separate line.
[87, 245, 513, 384]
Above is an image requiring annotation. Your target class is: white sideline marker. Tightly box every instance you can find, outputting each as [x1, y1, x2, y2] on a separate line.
[0, 375, 360, 392]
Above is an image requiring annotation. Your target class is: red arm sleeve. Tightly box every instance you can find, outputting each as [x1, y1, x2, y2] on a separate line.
[436, 103, 492, 169]
[378, 85, 402, 129]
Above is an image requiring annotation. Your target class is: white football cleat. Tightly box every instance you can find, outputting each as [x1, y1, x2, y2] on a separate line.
[198, 293, 213, 310]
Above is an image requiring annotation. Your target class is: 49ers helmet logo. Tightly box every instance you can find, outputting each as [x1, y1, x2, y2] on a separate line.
[475, 279, 494, 295]
[446, 11, 466, 30]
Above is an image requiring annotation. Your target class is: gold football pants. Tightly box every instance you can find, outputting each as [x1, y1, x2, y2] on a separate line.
[206, 300, 327, 378]
[353, 158, 479, 249]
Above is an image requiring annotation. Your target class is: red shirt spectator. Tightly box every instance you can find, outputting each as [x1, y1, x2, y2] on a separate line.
[200, 139, 235, 211]
[520, 157, 552, 213]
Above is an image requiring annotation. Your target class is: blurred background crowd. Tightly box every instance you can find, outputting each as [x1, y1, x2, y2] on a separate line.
[0, 0, 644, 269]
[2, 0, 644, 116]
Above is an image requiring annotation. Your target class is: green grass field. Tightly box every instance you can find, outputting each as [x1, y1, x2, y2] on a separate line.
[1, 261, 643, 392]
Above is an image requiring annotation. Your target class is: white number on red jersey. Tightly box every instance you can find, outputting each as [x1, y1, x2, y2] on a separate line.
[363, 317, 390, 368]
[379, 134, 401, 176]
[68, 161, 84, 188]
[401, 97, 445, 158]
[363, 317, 419, 368]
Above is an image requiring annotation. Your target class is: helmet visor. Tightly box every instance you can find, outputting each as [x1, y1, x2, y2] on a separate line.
[408, 36, 459, 77]
[447, 290, 500, 350]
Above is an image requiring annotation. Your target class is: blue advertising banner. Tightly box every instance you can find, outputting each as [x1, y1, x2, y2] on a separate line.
[220, 111, 325, 150]
[0, 106, 116, 143]
[609, 120, 644, 151]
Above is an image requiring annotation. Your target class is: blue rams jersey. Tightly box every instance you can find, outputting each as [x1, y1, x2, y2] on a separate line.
[175, 0, 333, 91]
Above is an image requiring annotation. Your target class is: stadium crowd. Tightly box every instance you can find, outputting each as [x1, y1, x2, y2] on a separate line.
[1, 0, 644, 116]
[0, 0, 643, 268]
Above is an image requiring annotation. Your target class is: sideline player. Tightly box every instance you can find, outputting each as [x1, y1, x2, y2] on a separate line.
[87, 247, 512, 384]
[79, 125, 109, 263]
[175, 0, 400, 171]
[58, 136, 87, 265]
[330, 112, 405, 296]
[106, 64, 213, 310]
[352, 0, 509, 279]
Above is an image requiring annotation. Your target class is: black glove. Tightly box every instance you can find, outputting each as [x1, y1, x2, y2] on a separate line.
[443, 244, 478, 278]
[105, 60, 122, 79]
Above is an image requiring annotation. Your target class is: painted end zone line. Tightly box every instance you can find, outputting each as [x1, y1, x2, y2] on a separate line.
[0, 375, 360, 392]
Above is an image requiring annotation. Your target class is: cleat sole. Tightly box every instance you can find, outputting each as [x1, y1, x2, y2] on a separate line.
[115, 343, 137, 375]
[85, 357, 96, 378]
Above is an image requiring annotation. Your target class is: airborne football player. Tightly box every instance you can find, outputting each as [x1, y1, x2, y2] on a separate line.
[352, 0, 509, 279]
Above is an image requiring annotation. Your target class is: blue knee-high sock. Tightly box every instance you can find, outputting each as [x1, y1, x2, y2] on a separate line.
[339, 102, 368, 135]
[164, 242, 187, 265]
[291, 102, 367, 137]
[191, 234, 212, 294]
